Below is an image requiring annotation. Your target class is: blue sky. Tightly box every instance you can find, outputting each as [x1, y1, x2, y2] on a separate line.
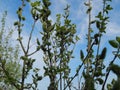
[0, 0, 120, 90]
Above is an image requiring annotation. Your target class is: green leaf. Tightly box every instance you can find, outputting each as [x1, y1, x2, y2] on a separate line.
[100, 47, 107, 59]
[22, 16, 25, 21]
[109, 40, 118, 48]
[111, 79, 116, 85]
[96, 12, 102, 19]
[90, 20, 96, 24]
[42, 22, 47, 32]
[75, 36, 80, 41]
[20, 56, 28, 61]
[106, 5, 113, 10]
[96, 21, 100, 29]
[37, 76, 42, 80]
[14, 21, 19, 26]
[48, 24, 55, 31]
[43, 0, 51, 7]
[37, 46, 41, 51]
[31, 1, 40, 7]
[96, 78, 104, 85]
[107, 84, 112, 90]
[116, 36, 120, 43]
[110, 64, 120, 77]
[94, 71, 102, 77]
[86, 7, 92, 14]
[36, 38, 40, 45]
[2, 60, 6, 65]
[80, 50, 84, 60]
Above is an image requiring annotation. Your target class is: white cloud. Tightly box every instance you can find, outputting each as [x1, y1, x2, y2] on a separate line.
[59, 0, 68, 5]
[77, 17, 88, 44]
[106, 22, 120, 36]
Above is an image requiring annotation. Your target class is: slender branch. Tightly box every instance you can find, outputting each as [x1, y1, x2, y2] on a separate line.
[18, 34, 26, 54]
[63, 42, 95, 90]
[92, 33, 102, 78]
[96, 0, 105, 58]
[26, 20, 36, 53]
[88, 0, 92, 51]
[27, 49, 38, 56]
[21, 59, 26, 90]
[60, 31, 64, 90]
[78, 80, 80, 90]
[86, 0, 92, 76]
[17, 0, 26, 54]
[96, 0, 106, 60]
[102, 46, 120, 90]
[17, 0, 26, 89]
[92, 0, 106, 79]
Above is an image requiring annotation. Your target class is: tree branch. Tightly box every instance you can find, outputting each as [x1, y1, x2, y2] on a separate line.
[102, 46, 120, 90]
[63, 42, 95, 90]
[26, 20, 36, 54]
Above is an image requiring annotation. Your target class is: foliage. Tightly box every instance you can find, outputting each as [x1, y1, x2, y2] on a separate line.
[0, 0, 120, 90]
[14, 0, 42, 89]
[14, 0, 79, 89]
[0, 11, 21, 90]
[76, 0, 113, 89]
[106, 36, 120, 90]
[30, 0, 79, 90]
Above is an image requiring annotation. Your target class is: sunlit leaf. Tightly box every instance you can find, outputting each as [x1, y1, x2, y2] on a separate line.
[116, 36, 120, 43]
[75, 36, 80, 41]
[31, 1, 40, 7]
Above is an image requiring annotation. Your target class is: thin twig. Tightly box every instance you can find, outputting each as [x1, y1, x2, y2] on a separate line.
[27, 49, 38, 56]
[26, 20, 36, 53]
[17, 0, 26, 89]
[102, 46, 120, 90]
[63, 42, 94, 90]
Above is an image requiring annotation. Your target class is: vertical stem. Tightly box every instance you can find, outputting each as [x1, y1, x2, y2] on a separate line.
[88, 0, 91, 51]
[60, 32, 64, 90]
[21, 21, 36, 90]
[26, 20, 36, 54]
[87, 0, 92, 74]
[21, 59, 26, 90]
[96, 0, 105, 58]
[17, 1, 27, 89]
[77, 73, 80, 90]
